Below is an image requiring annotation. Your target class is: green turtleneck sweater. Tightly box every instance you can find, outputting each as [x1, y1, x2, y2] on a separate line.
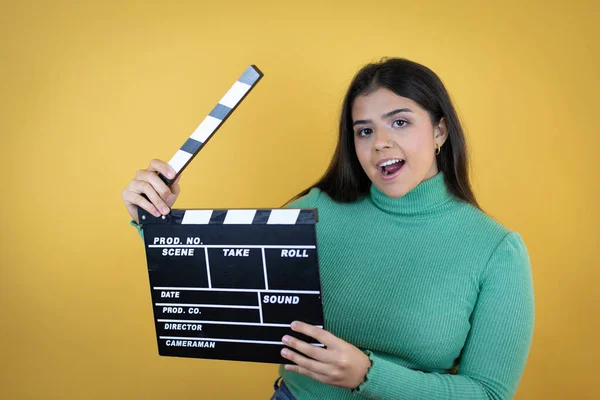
[278, 173, 535, 399]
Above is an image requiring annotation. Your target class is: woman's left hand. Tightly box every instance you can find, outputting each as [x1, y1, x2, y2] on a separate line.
[281, 321, 372, 390]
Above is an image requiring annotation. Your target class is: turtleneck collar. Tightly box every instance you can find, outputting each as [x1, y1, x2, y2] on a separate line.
[368, 172, 456, 217]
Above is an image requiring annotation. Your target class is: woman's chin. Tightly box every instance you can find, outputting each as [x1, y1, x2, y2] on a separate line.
[373, 182, 411, 199]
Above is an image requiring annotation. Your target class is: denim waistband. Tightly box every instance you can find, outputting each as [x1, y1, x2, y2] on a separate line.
[271, 377, 296, 400]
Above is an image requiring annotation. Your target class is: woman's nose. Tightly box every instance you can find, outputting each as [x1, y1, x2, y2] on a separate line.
[374, 130, 392, 151]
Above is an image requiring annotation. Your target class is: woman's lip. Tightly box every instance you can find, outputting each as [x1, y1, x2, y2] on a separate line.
[378, 162, 404, 181]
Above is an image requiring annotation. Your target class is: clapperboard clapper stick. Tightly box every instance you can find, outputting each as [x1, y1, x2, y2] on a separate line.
[137, 65, 325, 364]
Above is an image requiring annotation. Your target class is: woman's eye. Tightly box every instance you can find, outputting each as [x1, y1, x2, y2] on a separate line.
[357, 128, 373, 136]
[392, 119, 407, 128]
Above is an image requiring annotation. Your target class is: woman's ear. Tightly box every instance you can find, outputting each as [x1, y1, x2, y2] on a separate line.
[434, 117, 449, 147]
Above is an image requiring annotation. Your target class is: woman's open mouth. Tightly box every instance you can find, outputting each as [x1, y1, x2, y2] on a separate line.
[377, 158, 405, 181]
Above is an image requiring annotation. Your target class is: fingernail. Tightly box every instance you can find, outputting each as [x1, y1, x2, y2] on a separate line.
[282, 335, 290, 344]
[168, 171, 175, 178]
[291, 321, 298, 329]
[281, 349, 288, 356]
[161, 206, 169, 214]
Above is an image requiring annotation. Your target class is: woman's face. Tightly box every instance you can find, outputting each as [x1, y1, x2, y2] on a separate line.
[352, 87, 447, 198]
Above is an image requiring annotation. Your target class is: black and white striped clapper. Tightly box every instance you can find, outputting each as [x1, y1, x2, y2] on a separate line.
[138, 66, 325, 364]
[159, 65, 264, 186]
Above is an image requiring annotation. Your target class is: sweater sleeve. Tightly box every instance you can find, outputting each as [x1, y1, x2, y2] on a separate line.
[130, 219, 144, 239]
[354, 232, 535, 400]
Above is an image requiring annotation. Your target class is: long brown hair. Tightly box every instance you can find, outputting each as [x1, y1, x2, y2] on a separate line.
[290, 57, 480, 209]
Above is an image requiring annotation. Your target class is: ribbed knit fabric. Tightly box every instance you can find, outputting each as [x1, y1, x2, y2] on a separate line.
[278, 172, 535, 399]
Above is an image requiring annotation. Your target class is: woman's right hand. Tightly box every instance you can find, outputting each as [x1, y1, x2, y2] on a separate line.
[122, 159, 182, 223]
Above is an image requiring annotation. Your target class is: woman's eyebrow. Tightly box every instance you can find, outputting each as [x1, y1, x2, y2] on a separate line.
[382, 108, 413, 119]
[353, 108, 413, 127]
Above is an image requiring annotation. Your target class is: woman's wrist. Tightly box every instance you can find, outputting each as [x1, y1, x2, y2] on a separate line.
[351, 350, 373, 392]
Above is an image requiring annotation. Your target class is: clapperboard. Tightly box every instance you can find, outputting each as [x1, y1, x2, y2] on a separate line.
[138, 65, 325, 364]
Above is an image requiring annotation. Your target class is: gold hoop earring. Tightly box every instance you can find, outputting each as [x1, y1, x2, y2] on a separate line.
[435, 143, 441, 155]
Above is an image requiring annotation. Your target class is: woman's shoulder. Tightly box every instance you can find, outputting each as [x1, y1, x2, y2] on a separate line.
[455, 200, 529, 263]
[284, 186, 339, 209]
[284, 187, 320, 209]
[460, 201, 510, 234]
[284, 187, 366, 210]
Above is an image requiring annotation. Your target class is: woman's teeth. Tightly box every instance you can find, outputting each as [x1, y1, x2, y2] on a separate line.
[379, 159, 401, 167]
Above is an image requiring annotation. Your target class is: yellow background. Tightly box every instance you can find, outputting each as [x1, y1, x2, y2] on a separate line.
[1, 0, 598, 398]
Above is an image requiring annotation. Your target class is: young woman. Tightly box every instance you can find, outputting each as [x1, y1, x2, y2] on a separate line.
[122, 58, 535, 400]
